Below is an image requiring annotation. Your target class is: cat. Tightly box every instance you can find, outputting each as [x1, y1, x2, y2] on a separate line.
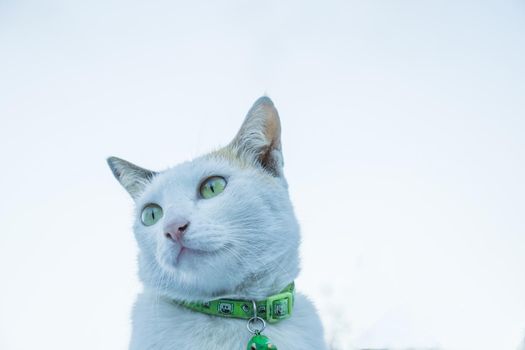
[107, 97, 327, 349]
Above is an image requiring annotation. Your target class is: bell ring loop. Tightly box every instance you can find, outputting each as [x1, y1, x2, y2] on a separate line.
[246, 300, 266, 334]
[246, 316, 266, 334]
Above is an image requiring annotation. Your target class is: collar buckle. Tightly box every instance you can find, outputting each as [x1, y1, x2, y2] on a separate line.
[265, 291, 294, 324]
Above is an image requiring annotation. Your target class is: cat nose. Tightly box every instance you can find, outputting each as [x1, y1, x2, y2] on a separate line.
[164, 219, 190, 241]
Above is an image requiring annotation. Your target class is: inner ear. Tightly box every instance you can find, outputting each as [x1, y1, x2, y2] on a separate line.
[229, 96, 284, 176]
[107, 156, 157, 199]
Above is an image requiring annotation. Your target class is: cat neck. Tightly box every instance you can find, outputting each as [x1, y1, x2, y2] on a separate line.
[217, 260, 299, 301]
[143, 251, 300, 303]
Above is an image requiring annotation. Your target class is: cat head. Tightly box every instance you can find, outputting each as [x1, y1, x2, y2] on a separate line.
[107, 97, 300, 301]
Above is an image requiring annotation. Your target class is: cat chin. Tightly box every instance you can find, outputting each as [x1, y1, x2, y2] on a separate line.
[140, 251, 245, 301]
[142, 268, 244, 302]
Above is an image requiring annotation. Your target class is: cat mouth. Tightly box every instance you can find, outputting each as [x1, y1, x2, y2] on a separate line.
[175, 245, 209, 264]
[160, 241, 223, 269]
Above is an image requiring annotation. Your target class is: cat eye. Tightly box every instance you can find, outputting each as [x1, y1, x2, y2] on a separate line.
[199, 176, 227, 199]
[141, 203, 163, 226]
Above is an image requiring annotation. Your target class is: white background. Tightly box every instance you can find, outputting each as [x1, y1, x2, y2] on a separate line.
[1, 1, 524, 349]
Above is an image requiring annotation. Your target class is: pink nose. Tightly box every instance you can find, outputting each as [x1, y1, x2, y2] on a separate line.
[164, 219, 190, 242]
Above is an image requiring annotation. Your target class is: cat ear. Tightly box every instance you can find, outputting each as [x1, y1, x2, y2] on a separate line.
[229, 96, 284, 176]
[106, 156, 157, 199]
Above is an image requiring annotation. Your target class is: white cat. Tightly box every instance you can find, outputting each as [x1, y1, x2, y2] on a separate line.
[107, 97, 327, 350]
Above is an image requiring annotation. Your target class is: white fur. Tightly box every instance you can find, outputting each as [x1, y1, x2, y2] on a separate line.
[108, 97, 327, 349]
[131, 292, 325, 349]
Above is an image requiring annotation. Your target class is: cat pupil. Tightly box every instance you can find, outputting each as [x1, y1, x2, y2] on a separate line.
[210, 184, 215, 192]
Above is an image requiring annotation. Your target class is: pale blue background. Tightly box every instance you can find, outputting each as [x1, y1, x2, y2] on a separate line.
[1, 1, 524, 349]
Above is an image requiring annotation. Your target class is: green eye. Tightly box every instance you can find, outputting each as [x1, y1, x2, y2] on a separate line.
[141, 203, 163, 226]
[200, 176, 227, 199]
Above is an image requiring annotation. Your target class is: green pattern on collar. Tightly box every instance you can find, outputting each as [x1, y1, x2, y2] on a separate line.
[176, 282, 295, 324]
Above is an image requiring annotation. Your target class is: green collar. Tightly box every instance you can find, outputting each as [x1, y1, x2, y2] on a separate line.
[175, 282, 295, 324]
